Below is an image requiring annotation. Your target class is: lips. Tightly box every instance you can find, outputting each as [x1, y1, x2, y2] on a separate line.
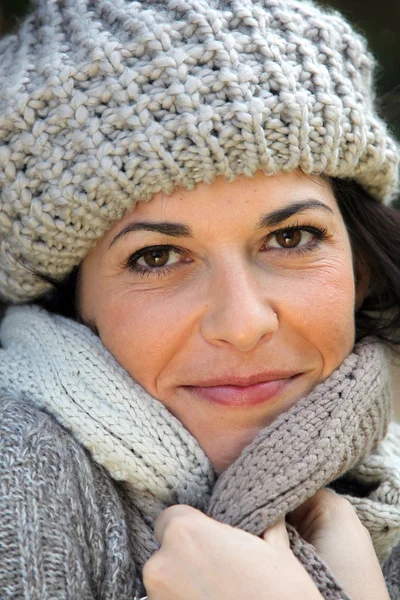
[183, 372, 299, 408]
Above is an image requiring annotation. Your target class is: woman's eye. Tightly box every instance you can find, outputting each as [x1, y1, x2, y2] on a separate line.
[127, 246, 182, 271]
[136, 247, 181, 268]
[267, 228, 315, 249]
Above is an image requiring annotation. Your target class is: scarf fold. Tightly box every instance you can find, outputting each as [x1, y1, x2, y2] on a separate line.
[1, 305, 400, 599]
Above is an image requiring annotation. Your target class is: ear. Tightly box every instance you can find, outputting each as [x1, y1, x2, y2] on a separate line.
[354, 259, 370, 311]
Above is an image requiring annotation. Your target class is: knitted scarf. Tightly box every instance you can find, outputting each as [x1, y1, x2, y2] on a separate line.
[1, 305, 400, 599]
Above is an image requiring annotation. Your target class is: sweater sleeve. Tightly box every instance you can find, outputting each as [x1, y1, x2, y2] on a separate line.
[0, 395, 137, 600]
[383, 542, 400, 600]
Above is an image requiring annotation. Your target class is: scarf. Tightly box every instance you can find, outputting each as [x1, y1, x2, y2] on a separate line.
[1, 305, 400, 599]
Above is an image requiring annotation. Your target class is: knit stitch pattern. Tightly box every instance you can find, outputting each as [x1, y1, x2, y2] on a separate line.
[0, 0, 399, 302]
[0, 396, 137, 599]
[1, 305, 400, 598]
[0, 306, 215, 513]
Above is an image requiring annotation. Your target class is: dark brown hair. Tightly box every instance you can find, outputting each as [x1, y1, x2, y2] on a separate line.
[330, 178, 400, 345]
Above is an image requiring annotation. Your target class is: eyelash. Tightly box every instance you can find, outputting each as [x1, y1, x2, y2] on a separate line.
[123, 245, 189, 278]
[122, 223, 330, 278]
[266, 222, 329, 255]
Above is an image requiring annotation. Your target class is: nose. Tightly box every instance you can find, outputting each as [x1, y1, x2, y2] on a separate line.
[200, 264, 279, 352]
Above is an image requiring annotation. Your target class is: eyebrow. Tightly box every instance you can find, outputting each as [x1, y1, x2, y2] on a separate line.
[257, 199, 334, 227]
[109, 199, 334, 248]
[109, 221, 192, 247]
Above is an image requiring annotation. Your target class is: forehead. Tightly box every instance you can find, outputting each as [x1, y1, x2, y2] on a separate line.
[105, 170, 338, 242]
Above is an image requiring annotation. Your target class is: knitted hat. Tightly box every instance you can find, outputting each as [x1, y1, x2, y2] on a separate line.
[0, 0, 399, 303]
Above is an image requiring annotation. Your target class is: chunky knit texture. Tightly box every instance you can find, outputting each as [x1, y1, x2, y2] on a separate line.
[0, 397, 138, 599]
[1, 305, 400, 598]
[2, 399, 400, 600]
[0, 0, 399, 302]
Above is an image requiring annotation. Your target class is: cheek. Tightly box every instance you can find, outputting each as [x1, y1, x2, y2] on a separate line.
[284, 257, 356, 374]
[97, 289, 194, 395]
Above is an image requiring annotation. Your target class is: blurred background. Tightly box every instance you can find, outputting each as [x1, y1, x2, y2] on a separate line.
[1, 0, 399, 138]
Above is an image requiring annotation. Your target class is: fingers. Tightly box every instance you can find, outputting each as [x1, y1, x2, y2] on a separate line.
[156, 506, 291, 555]
[286, 490, 323, 536]
[285, 489, 391, 600]
[154, 505, 207, 545]
[288, 488, 356, 535]
[262, 518, 290, 548]
[287, 487, 370, 552]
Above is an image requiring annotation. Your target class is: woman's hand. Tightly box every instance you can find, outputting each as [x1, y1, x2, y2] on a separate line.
[143, 505, 323, 600]
[288, 488, 390, 600]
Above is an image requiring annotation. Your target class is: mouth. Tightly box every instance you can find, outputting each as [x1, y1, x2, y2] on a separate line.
[183, 373, 300, 408]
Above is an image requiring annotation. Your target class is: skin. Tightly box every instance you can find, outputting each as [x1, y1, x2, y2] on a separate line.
[80, 169, 364, 472]
[79, 169, 388, 598]
[143, 490, 390, 600]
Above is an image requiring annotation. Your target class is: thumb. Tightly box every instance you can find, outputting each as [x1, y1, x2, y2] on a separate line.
[262, 518, 290, 549]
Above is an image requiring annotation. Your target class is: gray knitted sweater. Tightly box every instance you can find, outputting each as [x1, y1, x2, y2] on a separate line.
[0, 395, 399, 599]
[0, 396, 138, 599]
[1, 307, 400, 599]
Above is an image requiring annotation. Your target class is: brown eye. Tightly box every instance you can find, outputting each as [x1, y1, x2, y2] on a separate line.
[275, 229, 302, 248]
[138, 248, 172, 267]
[132, 246, 183, 271]
[268, 228, 314, 249]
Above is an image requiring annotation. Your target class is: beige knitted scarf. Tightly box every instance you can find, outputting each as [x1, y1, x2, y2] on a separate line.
[1, 305, 400, 599]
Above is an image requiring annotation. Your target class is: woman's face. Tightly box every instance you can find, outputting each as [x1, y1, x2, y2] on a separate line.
[80, 170, 364, 472]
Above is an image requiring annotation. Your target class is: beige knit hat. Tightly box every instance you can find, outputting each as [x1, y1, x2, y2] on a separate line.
[0, 0, 399, 303]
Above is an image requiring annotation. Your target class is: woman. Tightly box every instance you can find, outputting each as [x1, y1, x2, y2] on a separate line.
[0, 0, 400, 598]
